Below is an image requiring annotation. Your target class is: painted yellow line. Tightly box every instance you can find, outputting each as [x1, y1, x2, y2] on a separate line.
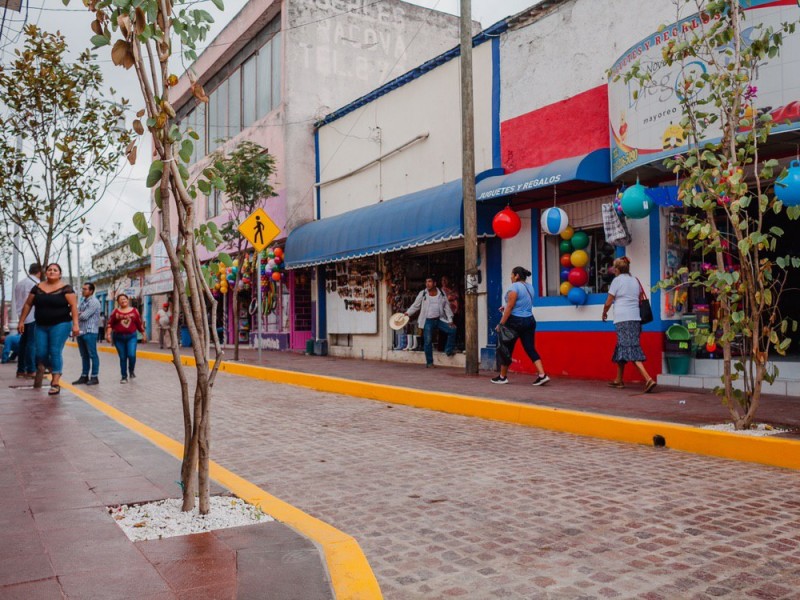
[60, 378, 382, 600]
[72, 342, 800, 470]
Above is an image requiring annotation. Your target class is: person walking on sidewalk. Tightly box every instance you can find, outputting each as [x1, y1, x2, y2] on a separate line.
[492, 266, 550, 386]
[73, 282, 101, 386]
[404, 276, 456, 368]
[602, 257, 656, 393]
[13, 263, 42, 379]
[106, 294, 146, 384]
[156, 302, 172, 349]
[17, 263, 79, 396]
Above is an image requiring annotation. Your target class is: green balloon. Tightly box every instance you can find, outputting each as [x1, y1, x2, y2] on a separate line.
[559, 239, 573, 254]
[571, 231, 589, 250]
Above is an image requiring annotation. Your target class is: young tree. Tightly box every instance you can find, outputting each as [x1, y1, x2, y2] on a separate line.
[0, 25, 131, 268]
[214, 142, 278, 361]
[623, 0, 799, 429]
[67, 0, 228, 514]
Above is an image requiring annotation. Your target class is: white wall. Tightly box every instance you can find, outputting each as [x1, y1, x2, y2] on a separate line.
[317, 42, 494, 217]
[500, 0, 681, 121]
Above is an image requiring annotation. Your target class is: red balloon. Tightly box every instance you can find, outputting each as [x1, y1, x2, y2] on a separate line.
[492, 207, 522, 239]
[560, 253, 572, 268]
[568, 267, 589, 287]
[271, 271, 281, 281]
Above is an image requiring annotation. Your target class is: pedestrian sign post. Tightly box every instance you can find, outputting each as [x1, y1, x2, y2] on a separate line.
[238, 208, 280, 252]
[238, 208, 281, 363]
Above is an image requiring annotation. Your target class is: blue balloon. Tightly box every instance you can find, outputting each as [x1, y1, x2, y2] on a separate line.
[567, 286, 588, 306]
[560, 267, 571, 281]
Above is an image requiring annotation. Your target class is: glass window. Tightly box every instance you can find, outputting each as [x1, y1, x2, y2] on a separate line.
[242, 56, 257, 127]
[271, 32, 281, 109]
[217, 78, 228, 146]
[544, 225, 615, 296]
[194, 102, 206, 163]
[257, 42, 272, 118]
[206, 189, 221, 219]
[207, 87, 219, 152]
[228, 68, 241, 138]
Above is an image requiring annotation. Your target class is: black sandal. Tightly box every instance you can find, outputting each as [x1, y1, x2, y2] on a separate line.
[48, 385, 61, 396]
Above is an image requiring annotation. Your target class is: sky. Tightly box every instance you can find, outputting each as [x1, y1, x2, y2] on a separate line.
[0, 0, 537, 275]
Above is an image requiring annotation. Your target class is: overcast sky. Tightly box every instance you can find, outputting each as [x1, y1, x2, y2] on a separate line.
[0, 0, 536, 273]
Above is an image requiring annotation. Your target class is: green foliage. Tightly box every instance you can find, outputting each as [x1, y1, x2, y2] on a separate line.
[0, 25, 131, 267]
[628, 1, 800, 428]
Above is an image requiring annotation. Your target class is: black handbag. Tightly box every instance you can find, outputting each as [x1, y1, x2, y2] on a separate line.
[637, 279, 654, 325]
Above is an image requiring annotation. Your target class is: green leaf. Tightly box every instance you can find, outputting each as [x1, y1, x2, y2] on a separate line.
[91, 35, 110, 48]
[218, 252, 233, 267]
[133, 211, 148, 236]
[145, 226, 156, 249]
[128, 234, 144, 256]
[154, 188, 162, 209]
[146, 160, 164, 188]
[211, 0, 224, 9]
[179, 139, 193, 163]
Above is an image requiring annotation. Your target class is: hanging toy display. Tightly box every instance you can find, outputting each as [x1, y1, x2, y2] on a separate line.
[560, 281, 573, 296]
[558, 225, 590, 304]
[492, 206, 522, 239]
[776, 160, 800, 207]
[540, 207, 569, 235]
[613, 190, 625, 217]
[620, 181, 653, 219]
[567, 286, 588, 306]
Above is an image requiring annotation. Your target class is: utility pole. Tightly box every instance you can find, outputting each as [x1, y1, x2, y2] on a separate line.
[9, 134, 23, 325]
[460, 0, 479, 374]
[66, 239, 73, 288]
[75, 234, 81, 292]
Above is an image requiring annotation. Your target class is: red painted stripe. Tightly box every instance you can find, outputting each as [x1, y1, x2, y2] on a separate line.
[501, 86, 609, 172]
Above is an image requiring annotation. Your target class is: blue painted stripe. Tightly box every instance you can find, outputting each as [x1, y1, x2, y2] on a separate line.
[315, 20, 510, 128]
[491, 36, 501, 169]
[314, 130, 321, 220]
[485, 237, 503, 346]
[317, 268, 327, 339]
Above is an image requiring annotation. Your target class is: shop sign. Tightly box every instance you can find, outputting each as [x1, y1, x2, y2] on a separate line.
[142, 271, 175, 295]
[608, 1, 800, 179]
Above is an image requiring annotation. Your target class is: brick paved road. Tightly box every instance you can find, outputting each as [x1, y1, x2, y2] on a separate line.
[62, 353, 800, 599]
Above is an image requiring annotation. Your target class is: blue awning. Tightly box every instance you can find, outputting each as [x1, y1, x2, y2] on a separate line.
[476, 149, 612, 202]
[285, 180, 494, 269]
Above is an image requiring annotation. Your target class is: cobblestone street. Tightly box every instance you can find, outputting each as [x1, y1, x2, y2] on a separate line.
[62, 353, 800, 599]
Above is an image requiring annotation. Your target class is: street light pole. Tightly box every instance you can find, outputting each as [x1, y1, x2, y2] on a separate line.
[460, 0, 479, 375]
[9, 134, 23, 325]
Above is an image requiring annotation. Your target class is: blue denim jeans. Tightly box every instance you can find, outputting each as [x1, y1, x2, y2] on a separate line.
[34, 321, 72, 375]
[77, 333, 100, 377]
[112, 332, 138, 378]
[17, 322, 37, 375]
[422, 319, 456, 365]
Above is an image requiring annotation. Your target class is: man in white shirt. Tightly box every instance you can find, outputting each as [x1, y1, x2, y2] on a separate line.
[404, 276, 456, 368]
[13, 263, 42, 378]
[156, 302, 173, 349]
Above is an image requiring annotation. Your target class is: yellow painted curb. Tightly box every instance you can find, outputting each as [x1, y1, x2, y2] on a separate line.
[72, 342, 800, 471]
[60, 378, 382, 600]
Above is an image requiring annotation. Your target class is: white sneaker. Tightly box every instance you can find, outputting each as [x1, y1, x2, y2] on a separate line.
[532, 374, 550, 386]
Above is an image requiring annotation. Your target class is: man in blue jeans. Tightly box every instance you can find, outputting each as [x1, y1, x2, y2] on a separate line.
[13, 263, 41, 378]
[73, 282, 101, 385]
[404, 276, 456, 368]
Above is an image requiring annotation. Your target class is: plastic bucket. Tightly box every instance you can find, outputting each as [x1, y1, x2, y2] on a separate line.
[305, 339, 315, 355]
[179, 326, 191, 348]
[666, 324, 691, 341]
[665, 352, 691, 375]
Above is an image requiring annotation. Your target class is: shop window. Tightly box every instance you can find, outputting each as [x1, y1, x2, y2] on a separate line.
[543, 226, 616, 296]
[206, 189, 222, 219]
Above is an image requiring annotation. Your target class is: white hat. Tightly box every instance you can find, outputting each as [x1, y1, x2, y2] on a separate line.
[389, 312, 409, 330]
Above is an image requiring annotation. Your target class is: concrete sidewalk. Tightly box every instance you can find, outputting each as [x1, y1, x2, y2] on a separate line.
[0, 367, 332, 599]
[140, 342, 800, 434]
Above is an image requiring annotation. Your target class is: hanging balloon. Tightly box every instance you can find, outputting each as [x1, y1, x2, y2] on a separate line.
[621, 183, 653, 219]
[568, 267, 589, 287]
[271, 272, 281, 281]
[274, 256, 282, 264]
[268, 251, 275, 259]
[274, 247, 284, 258]
[571, 230, 589, 250]
[492, 207, 522, 239]
[540, 207, 569, 235]
[560, 225, 574, 240]
[613, 193, 625, 217]
[267, 259, 276, 269]
[776, 160, 800, 207]
[560, 253, 572, 268]
[233, 259, 239, 267]
[559, 239, 573, 254]
[560, 267, 571, 281]
[559, 281, 573, 296]
[570, 249, 590, 268]
[567, 286, 588, 306]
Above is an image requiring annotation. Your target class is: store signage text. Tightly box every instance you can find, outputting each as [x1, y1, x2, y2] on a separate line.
[478, 174, 562, 200]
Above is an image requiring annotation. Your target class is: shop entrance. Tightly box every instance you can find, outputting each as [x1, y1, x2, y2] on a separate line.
[764, 210, 800, 356]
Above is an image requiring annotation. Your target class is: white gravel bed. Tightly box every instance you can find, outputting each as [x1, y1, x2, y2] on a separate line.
[699, 423, 792, 436]
[109, 496, 273, 542]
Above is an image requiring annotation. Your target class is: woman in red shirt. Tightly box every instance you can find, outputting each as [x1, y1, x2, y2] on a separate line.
[105, 294, 146, 383]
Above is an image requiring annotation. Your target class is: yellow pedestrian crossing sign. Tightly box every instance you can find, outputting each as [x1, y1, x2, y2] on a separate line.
[238, 208, 280, 252]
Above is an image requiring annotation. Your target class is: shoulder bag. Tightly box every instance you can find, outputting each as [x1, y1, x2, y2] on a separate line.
[636, 278, 654, 325]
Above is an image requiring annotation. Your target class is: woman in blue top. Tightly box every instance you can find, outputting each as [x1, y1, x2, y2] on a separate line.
[492, 266, 549, 386]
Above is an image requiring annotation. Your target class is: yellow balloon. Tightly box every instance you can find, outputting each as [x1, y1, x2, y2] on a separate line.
[560, 281, 573, 296]
[560, 226, 574, 240]
[571, 249, 589, 268]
